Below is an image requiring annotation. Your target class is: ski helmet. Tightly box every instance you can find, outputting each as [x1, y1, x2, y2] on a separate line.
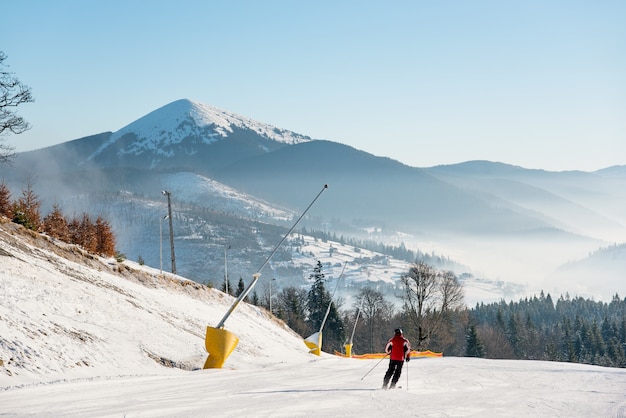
[394, 328, 402, 335]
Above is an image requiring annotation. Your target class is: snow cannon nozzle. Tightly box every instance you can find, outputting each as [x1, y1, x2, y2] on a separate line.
[204, 326, 239, 369]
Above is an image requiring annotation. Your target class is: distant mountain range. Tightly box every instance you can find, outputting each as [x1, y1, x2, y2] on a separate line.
[5, 98, 625, 302]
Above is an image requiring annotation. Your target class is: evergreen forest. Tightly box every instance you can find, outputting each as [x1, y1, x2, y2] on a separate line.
[469, 292, 626, 367]
[258, 260, 626, 369]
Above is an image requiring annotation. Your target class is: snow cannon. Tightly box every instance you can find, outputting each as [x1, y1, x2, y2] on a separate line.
[203, 273, 260, 369]
[344, 343, 353, 358]
[203, 185, 328, 369]
[304, 332, 322, 356]
[303, 260, 347, 357]
[204, 326, 239, 369]
[344, 297, 362, 359]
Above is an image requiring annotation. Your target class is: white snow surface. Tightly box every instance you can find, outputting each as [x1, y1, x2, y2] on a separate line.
[1, 220, 626, 417]
[87, 99, 311, 160]
[161, 172, 294, 221]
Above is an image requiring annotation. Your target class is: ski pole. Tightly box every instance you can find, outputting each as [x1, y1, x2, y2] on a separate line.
[406, 356, 409, 390]
[360, 354, 388, 380]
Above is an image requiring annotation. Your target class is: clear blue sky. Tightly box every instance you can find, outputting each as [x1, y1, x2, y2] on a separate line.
[2, 1, 625, 171]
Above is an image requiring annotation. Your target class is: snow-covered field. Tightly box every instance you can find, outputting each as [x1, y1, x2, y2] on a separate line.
[1, 219, 626, 417]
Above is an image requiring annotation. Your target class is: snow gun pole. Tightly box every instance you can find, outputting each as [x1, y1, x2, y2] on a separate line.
[360, 354, 388, 380]
[305, 261, 346, 356]
[215, 183, 328, 329]
[344, 298, 362, 358]
[319, 261, 346, 333]
[204, 184, 328, 369]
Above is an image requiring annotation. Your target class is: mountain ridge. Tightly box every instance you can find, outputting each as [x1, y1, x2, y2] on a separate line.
[84, 99, 312, 168]
[4, 98, 625, 302]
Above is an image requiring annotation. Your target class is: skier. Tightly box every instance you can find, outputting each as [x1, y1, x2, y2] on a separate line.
[381, 328, 411, 389]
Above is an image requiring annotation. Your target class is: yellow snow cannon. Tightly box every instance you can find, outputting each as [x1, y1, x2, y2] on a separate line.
[204, 326, 239, 369]
[344, 343, 353, 358]
[344, 298, 362, 358]
[304, 332, 322, 356]
[303, 261, 347, 356]
[203, 185, 328, 369]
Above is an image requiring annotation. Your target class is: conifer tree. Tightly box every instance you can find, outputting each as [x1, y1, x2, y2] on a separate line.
[12, 178, 41, 231]
[67, 216, 81, 246]
[275, 286, 309, 337]
[506, 312, 522, 357]
[250, 291, 260, 306]
[0, 180, 11, 218]
[306, 260, 345, 353]
[307, 261, 329, 330]
[95, 216, 115, 257]
[220, 279, 233, 296]
[79, 213, 98, 253]
[466, 325, 486, 357]
[42, 204, 69, 241]
[235, 277, 248, 301]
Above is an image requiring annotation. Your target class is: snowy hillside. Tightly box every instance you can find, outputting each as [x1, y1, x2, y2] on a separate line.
[160, 171, 295, 221]
[285, 234, 518, 307]
[2, 218, 626, 417]
[0, 218, 309, 384]
[553, 243, 626, 297]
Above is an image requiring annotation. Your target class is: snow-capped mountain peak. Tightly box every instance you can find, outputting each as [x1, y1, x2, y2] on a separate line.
[86, 99, 312, 162]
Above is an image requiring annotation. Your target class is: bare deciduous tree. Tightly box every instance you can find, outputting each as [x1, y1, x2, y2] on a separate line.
[274, 286, 310, 337]
[477, 324, 515, 359]
[1, 51, 34, 165]
[356, 287, 395, 353]
[400, 261, 465, 350]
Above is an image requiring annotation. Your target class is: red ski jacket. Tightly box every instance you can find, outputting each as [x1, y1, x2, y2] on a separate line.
[385, 334, 411, 361]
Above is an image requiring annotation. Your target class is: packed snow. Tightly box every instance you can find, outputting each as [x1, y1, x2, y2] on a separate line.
[1, 220, 626, 417]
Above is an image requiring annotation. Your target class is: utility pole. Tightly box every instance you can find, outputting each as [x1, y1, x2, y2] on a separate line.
[224, 245, 231, 295]
[159, 214, 168, 276]
[161, 190, 176, 274]
[269, 278, 276, 315]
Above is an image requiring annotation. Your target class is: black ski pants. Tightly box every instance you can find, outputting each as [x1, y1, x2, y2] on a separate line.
[383, 359, 404, 387]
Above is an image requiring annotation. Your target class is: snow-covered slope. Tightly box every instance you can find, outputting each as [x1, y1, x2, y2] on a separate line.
[160, 171, 295, 221]
[0, 218, 308, 385]
[1, 219, 626, 417]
